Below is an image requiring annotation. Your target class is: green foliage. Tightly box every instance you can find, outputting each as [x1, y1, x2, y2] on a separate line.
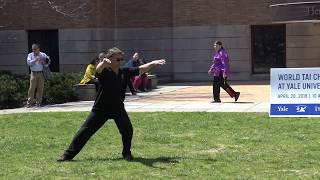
[0, 72, 29, 109]
[0, 71, 82, 109]
[43, 73, 81, 104]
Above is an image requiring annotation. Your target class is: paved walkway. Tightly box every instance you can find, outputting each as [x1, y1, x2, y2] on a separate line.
[0, 81, 270, 114]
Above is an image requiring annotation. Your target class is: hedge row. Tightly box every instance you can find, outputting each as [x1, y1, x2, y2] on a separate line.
[0, 71, 82, 109]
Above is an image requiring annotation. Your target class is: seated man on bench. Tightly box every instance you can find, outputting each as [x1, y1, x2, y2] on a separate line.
[127, 52, 149, 92]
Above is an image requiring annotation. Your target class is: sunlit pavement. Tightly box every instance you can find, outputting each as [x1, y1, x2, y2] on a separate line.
[0, 81, 270, 114]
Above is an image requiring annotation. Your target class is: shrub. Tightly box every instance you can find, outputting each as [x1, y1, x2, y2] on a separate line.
[43, 73, 81, 104]
[0, 73, 29, 109]
[0, 71, 82, 109]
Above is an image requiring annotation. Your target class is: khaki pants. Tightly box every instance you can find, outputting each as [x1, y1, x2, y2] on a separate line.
[27, 72, 45, 105]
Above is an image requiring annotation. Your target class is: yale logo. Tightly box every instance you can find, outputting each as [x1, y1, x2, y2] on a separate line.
[277, 106, 288, 112]
[296, 105, 307, 113]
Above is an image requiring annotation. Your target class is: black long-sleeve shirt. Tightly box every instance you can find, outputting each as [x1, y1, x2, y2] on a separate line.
[92, 67, 139, 111]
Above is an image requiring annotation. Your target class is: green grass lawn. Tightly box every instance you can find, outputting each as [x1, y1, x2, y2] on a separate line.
[1, 112, 320, 179]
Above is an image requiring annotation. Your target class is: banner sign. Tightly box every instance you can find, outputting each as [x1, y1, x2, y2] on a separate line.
[270, 68, 320, 117]
[271, 2, 320, 23]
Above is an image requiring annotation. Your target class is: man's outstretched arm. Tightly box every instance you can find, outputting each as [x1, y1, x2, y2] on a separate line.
[139, 59, 166, 74]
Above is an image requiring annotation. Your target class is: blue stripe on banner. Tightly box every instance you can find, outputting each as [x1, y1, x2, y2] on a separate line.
[270, 104, 320, 116]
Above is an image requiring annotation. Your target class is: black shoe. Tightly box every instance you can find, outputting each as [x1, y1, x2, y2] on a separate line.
[211, 100, 221, 103]
[122, 154, 134, 161]
[57, 154, 72, 162]
[235, 92, 240, 102]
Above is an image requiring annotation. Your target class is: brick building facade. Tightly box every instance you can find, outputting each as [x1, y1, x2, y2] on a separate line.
[0, 0, 319, 81]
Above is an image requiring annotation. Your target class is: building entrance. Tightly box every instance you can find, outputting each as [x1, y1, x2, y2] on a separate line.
[28, 30, 59, 72]
[251, 25, 286, 74]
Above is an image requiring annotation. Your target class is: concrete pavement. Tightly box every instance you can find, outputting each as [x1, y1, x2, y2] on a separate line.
[0, 81, 270, 114]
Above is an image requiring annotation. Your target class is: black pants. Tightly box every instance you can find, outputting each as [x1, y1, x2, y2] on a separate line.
[213, 75, 236, 101]
[127, 79, 136, 94]
[63, 107, 133, 159]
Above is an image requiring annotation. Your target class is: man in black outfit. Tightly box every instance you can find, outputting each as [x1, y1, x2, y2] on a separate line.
[57, 47, 166, 161]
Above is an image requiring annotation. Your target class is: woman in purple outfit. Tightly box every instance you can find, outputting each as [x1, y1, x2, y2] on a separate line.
[208, 41, 240, 103]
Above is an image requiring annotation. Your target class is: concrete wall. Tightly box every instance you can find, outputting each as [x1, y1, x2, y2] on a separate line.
[2, 23, 320, 81]
[286, 23, 320, 67]
[115, 27, 173, 81]
[0, 25, 253, 81]
[58, 25, 251, 82]
[172, 25, 251, 81]
[59, 28, 115, 73]
[1, 1, 319, 82]
[112, 25, 252, 82]
[59, 27, 174, 81]
[0, 30, 28, 74]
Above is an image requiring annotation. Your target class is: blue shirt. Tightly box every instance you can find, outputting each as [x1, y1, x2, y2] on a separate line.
[127, 58, 139, 68]
[27, 52, 49, 72]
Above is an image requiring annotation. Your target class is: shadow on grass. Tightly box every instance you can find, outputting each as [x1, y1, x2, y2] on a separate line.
[85, 156, 180, 168]
[130, 157, 180, 168]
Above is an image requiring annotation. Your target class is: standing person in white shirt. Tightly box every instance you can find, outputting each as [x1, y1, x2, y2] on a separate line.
[26, 43, 50, 107]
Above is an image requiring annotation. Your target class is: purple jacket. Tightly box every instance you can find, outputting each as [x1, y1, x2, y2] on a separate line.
[209, 48, 230, 77]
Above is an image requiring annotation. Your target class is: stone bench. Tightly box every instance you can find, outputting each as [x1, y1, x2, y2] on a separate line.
[147, 74, 157, 89]
[74, 84, 96, 101]
[75, 75, 157, 99]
